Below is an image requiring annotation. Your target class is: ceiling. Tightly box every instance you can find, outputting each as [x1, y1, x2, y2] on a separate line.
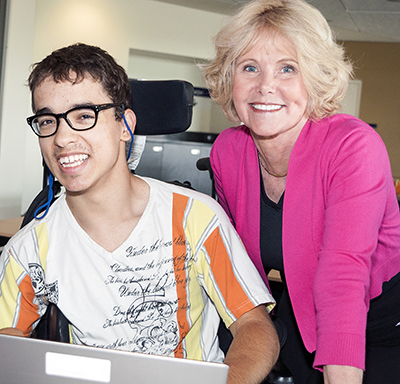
[155, 0, 400, 42]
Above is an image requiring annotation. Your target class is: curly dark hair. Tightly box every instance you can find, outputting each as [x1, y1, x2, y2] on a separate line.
[28, 43, 131, 120]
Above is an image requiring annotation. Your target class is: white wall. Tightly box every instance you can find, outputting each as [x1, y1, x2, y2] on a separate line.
[0, 0, 36, 219]
[0, 0, 228, 219]
[32, 0, 226, 64]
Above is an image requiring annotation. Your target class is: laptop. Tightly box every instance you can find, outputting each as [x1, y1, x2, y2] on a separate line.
[0, 334, 229, 384]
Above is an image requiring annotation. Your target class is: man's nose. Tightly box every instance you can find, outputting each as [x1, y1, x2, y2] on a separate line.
[53, 117, 78, 147]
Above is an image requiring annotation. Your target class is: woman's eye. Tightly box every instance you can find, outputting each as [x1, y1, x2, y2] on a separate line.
[244, 65, 257, 73]
[281, 65, 296, 74]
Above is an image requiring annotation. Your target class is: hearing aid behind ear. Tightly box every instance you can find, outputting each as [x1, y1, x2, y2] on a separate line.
[123, 114, 134, 161]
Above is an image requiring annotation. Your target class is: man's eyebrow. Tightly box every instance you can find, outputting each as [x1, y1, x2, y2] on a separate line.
[35, 107, 52, 115]
[34, 103, 96, 115]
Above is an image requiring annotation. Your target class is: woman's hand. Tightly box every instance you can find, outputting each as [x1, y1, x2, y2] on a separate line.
[323, 365, 363, 384]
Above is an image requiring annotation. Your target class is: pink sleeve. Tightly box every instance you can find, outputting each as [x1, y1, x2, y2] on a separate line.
[313, 125, 397, 369]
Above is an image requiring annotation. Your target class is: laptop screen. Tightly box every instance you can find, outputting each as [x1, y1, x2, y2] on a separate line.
[0, 334, 229, 384]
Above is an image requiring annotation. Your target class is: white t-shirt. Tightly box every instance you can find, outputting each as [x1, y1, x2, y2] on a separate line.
[0, 177, 274, 362]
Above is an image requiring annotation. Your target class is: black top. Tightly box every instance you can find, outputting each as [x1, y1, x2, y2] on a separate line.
[260, 174, 284, 273]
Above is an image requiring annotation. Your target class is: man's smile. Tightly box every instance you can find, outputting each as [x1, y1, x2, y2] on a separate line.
[58, 154, 89, 168]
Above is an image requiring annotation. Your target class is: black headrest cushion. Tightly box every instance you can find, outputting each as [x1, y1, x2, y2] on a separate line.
[129, 79, 194, 135]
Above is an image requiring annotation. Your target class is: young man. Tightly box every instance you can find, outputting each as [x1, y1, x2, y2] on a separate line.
[0, 44, 278, 384]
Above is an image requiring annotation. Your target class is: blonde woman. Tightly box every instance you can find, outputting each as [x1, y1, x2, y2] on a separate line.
[202, 0, 400, 383]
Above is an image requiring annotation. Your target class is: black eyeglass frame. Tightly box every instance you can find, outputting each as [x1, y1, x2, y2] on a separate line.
[27, 103, 125, 138]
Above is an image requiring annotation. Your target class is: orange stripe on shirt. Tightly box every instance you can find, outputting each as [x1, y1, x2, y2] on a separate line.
[16, 275, 39, 336]
[172, 194, 190, 358]
[204, 227, 255, 319]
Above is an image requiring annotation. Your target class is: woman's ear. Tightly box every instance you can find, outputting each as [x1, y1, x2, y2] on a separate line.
[121, 108, 136, 142]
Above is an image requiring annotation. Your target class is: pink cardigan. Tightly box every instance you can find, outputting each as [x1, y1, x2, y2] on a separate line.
[210, 114, 400, 370]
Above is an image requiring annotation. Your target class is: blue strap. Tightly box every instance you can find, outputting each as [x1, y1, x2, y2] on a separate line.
[34, 171, 54, 220]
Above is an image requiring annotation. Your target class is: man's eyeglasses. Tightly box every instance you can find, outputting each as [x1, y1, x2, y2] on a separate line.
[27, 103, 124, 138]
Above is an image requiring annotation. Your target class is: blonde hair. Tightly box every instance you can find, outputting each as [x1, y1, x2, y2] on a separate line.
[201, 0, 353, 122]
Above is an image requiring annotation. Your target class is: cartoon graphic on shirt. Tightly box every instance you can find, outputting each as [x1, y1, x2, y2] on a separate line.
[28, 263, 59, 305]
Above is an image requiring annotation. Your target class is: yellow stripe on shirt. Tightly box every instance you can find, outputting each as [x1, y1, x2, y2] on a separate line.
[0, 252, 25, 329]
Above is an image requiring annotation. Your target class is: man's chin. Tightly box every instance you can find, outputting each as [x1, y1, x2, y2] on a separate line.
[65, 189, 86, 197]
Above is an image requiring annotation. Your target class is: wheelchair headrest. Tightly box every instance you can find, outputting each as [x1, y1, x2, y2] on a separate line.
[129, 79, 194, 136]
